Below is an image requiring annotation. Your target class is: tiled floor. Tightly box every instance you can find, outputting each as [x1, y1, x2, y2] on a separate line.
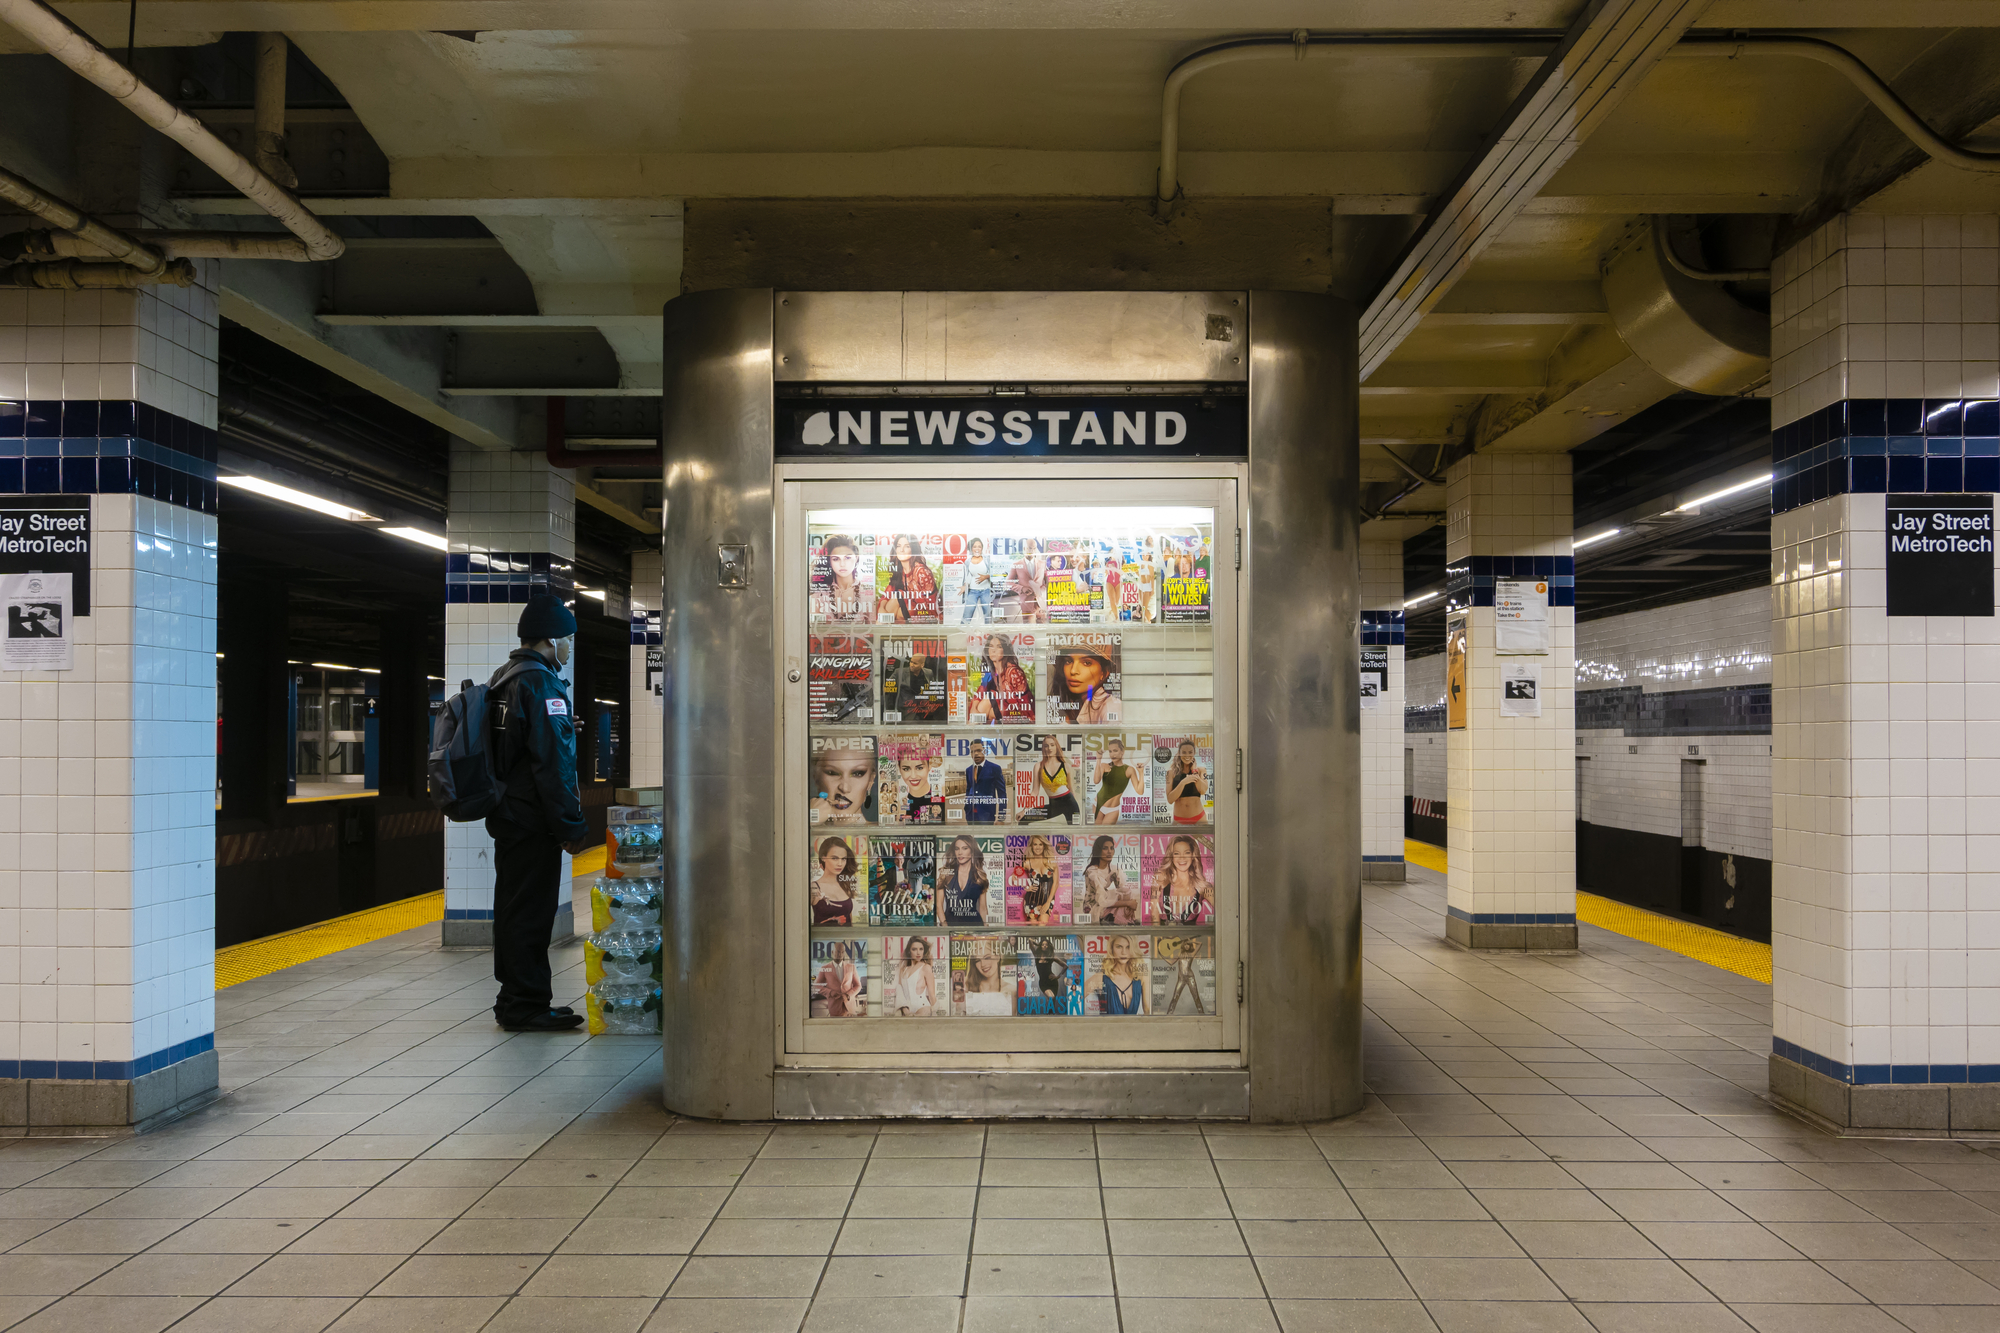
[6, 866, 2000, 1333]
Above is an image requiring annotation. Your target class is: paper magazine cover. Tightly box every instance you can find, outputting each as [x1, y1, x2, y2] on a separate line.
[1151, 934, 1216, 1015]
[1125, 534, 1165, 624]
[942, 734, 1012, 825]
[869, 835, 938, 926]
[1143, 833, 1216, 926]
[878, 733, 946, 825]
[1150, 733, 1214, 825]
[951, 933, 1016, 1016]
[1084, 934, 1151, 1015]
[939, 534, 968, 624]
[1046, 631, 1122, 725]
[1041, 542, 1094, 624]
[809, 532, 875, 624]
[1013, 731, 1083, 824]
[995, 537, 1045, 624]
[955, 535, 1006, 625]
[807, 631, 875, 725]
[1085, 732, 1151, 824]
[938, 833, 1005, 927]
[1016, 935, 1085, 1016]
[808, 734, 877, 825]
[807, 834, 865, 928]
[809, 938, 869, 1018]
[1073, 833, 1144, 924]
[1005, 832, 1072, 925]
[954, 629, 1036, 725]
[1160, 534, 1212, 623]
[875, 532, 944, 623]
[883, 934, 948, 1016]
[880, 636, 947, 724]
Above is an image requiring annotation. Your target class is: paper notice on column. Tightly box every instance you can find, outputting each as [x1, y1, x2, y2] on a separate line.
[1499, 662, 1541, 718]
[1, 571, 73, 671]
[1494, 579, 1550, 654]
[1359, 645, 1387, 711]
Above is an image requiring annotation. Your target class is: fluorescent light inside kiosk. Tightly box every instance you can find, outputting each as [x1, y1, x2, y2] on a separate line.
[808, 506, 1215, 535]
[218, 475, 376, 522]
[380, 526, 448, 550]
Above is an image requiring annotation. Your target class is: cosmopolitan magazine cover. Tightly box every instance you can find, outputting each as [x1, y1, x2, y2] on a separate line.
[1006, 832, 1073, 925]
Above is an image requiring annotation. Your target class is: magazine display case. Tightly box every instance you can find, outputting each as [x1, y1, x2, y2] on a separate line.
[661, 290, 1362, 1121]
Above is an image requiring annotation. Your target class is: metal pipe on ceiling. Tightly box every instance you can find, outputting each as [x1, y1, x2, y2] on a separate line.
[253, 32, 298, 189]
[4, 226, 312, 262]
[0, 166, 168, 273]
[0, 0, 346, 260]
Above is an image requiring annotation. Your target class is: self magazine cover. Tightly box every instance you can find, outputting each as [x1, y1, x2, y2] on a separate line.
[1006, 831, 1072, 925]
[810, 531, 875, 625]
[1084, 933, 1151, 1015]
[1085, 732, 1151, 824]
[869, 835, 938, 926]
[951, 933, 1015, 1016]
[809, 938, 868, 1018]
[878, 732, 945, 825]
[1013, 731, 1083, 824]
[1074, 833, 1144, 924]
[880, 636, 947, 724]
[807, 631, 874, 725]
[938, 832, 1005, 927]
[941, 734, 1011, 824]
[1143, 833, 1215, 926]
[952, 629, 1036, 725]
[1151, 934, 1216, 1015]
[875, 532, 944, 623]
[807, 834, 865, 928]
[1046, 631, 1121, 725]
[1151, 733, 1214, 825]
[1016, 935, 1085, 1016]
[808, 734, 877, 825]
[883, 934, 948, 1017]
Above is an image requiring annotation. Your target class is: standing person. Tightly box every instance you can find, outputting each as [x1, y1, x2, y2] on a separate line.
[1165, 739, 1208, 824]
[941, 833, 992, 926]
[1137, 537, 1160, 623]
[1033, 734, 1081, 824]
[1009, 538, 1046, 623]
[962, 739, 1007, 824]
[486, 593, 592, 1032]
[877, 534, 940, 622]
[961, 537, 995, 624]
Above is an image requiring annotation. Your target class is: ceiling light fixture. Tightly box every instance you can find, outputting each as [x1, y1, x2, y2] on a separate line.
[311, 662, 354, 671]
[380, 526, 448, 550]
[1572, 528, 1622, 550]
[577, 588, 607, 601]
[1403, 590, 1441, 608]
[218, 475, 376, 522]
[1675, 473, 1773, 512]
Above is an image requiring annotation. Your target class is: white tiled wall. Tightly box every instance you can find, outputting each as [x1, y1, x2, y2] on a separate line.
[0, 281, 220, 421]
[629, 549, 663, 790]
[1360, 539, 1404, 862]
[1576, 587, 1773, 692]
[1444, 455, 1576, 921]
[1771, 213, 2000, 426]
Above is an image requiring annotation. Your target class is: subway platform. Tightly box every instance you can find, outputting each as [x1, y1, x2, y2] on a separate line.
[4, 867, 1997, 1333]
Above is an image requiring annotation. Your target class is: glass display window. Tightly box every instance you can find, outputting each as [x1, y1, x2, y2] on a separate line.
[780, 478, 1240, 1058]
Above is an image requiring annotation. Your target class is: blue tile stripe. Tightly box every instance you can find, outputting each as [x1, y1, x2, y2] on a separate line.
[445, 908, 495, 921]
[1447, 906, 1577, 926]
[0, 1031, 213, 1082]
[445, 550, 575, 604]
[1360, 609, 1406, 646]
[1445, 555, 1576, 613]
[1361, 854, 1406, 863]
[1773, 396, 2000, 516]
[630, 609, 662, 646]
[1773, 1036, 2000, 1086]
[0, 399, 219, 514]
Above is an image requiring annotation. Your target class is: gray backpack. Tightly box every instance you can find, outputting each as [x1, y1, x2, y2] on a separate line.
[427, 659, 542, 822]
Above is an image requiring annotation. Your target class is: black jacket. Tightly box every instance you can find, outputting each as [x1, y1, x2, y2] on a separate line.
[488, 649, 588, 841]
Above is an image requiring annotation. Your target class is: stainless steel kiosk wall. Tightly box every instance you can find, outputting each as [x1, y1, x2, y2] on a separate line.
[660, 290, 1360, 1121]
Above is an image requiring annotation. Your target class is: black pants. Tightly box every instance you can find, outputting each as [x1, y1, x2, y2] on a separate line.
[488, 816, 563, 1023]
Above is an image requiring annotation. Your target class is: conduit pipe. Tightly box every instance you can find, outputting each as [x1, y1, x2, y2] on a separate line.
[0, 165, 167, 273]
[3, 226, 312, 262]
[253, 32, 298, 189]
[1157, 30, 2000, 201]
[0, 0, 345, 260]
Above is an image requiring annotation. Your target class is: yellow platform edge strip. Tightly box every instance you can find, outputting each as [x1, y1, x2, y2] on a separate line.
[1402, 839, 1771, 985]
[215, 891, 444, 989]
[571, 844, 607, 877]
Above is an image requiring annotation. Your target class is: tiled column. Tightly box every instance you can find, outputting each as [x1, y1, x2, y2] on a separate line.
[1766, 213, 2000, 1131]
[443, 444, 577, 946]
[628, 548, 663, 790]
[1442, 454, 1577, 950]
[1360, 536, 1406, 881]
[0, 280, 222, 1128]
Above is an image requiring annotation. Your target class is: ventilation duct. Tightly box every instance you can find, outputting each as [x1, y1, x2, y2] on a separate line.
[1601, 217, 1769, 396]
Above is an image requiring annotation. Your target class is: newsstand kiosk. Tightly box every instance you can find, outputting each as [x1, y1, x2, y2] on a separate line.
[660, 290, 1361, 1121]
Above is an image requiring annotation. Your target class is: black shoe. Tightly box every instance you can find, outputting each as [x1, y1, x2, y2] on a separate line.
[551, 1005, 576, 1017]
[500, 1010, 584, 1032]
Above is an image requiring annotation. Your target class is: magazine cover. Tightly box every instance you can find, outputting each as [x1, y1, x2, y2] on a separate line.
[1084, 934, 1151, 1015]
[955, 630, 1036, 725]
[1085, 732, 1151, 824]
[809, 532, 876, 625]
[880, 637, 947, 724]
[869, 835, 938, 926]
[809, 938, 869, 1018]
[883, 934, 949, 1016]
[942, 734, 1012, 824]
[1013, 731, 1083, 824]
[994, 536, 1044, 624]
[951, 933, 1016, 1016]
[1126, 534, 1166, 624]
[874, 532, 944, 624]
[1046, 631, 1122, 725]
[1016, 935, 1085, 1015]
[1073, 833, 1144, 923]
[939, 534, 969, 624]
[1160, 533, 1212, 623]
[1111, 537, 1148, 623]
[955, 535, 1006, 625]
[1150, 734, 1215, 825]
[1143, 833, 1216, 926]
[807, 834, 865, 928]
[938, 833, 1005, 927]
[1005, 832, 1072, 925]
[808, 734, 877, 825]
[1151, 934, 1216, 1015]
[807, 631, 875, 725]
[879, 732, 946, 825]
[1041, 542, 1093, 624]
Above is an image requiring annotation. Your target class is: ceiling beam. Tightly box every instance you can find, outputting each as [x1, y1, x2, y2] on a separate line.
[1357, 0, 1711, 377]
